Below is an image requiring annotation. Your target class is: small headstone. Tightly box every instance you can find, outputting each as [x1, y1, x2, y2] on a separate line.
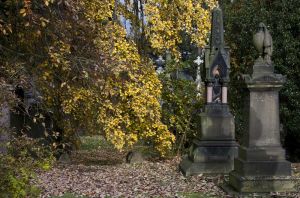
[126, 151, 144, 164]
[0, 132, 8, 154]
[58, 152, 71, 163]
[0, 102, 10, 129]
[0, 102, 10, 154]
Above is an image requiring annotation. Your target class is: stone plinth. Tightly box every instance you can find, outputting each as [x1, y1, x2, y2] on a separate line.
[180, 104, 238, 176]
[227, 63, 295, 193]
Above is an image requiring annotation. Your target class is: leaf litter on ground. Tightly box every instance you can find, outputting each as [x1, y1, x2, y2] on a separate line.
[33, 148, 226, 198]
[33, 144, 300, 198]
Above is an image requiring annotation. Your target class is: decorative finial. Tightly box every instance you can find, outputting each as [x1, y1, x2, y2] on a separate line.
[253, 22, 273, 65]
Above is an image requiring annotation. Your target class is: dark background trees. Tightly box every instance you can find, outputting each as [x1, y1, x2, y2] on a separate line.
[222, 0, 300, 161]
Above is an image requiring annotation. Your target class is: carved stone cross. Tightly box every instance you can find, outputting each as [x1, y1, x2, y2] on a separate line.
[194, 56, 203, 66]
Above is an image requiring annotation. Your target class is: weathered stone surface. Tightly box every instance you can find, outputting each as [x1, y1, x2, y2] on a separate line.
[180, 140, 238, 176]
[234, 158, 291, 176]
[179, 105, 238, 175]
[227, 79, 295, 192]
[126, 151, 144, 164]
[204, 7, 230, 85]
[0, 102, 10, 129]
[226, 22, 295, 193]
[59, 153, 71, 164]
[0, 132, 8, 154]
[229, 171, 295, 193]
[253, 22, 273, 65]
[0, 102, 10, 154]
[190, 140, 237, 162]
[247, 91, 281, 147]
[180, 155, 235, 176]
[180, 7, 238, 175]
[200, 107, 235, 141]
[238, 146, 286, 161]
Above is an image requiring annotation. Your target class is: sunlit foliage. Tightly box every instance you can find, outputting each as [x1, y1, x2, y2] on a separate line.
[0, 0, 215, 155]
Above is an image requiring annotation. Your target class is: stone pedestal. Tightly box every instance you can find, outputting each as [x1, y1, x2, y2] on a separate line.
[180, 104, 238, 176]
[227, 62, 295, 192]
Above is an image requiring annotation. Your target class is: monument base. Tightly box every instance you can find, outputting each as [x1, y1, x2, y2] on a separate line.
[179, 140, 238, 176]
[228, 171, 296, 193]
[227, 145, 296, 193]
[179, 104, 238, 176]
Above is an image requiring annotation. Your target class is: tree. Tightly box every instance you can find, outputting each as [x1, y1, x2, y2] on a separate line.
[0, 0, 216, 156]
[145, 0, 216, 58]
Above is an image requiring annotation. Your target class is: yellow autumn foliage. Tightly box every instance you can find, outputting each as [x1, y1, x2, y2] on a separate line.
[90, 21, 175, 155]
[145, 0, 217, 58]
[1, 0, 215, 155]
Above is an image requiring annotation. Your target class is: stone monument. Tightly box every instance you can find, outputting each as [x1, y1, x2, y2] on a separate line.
[227, 22, 295, 193]
[179, 7, 238, 176]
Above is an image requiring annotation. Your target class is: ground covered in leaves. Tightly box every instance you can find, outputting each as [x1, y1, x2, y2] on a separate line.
[34, 149, 226, 198]
[33, 136, 300, 198]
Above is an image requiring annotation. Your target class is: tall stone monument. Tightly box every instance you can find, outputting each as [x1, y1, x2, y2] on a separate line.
[227, 22, 295, 192]
[180, 7, 238, 176]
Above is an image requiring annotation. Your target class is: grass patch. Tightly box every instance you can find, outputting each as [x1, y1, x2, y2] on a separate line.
[178, 192, 217, 198]
[50, 192, 89, 198]
[79, 135, 113, 150]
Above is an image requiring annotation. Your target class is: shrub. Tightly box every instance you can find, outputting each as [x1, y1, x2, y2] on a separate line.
[0, 130, 54, 197]
[160, 59, 205, 154]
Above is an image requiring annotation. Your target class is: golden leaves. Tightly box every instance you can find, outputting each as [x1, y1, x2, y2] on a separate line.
[6, 0, 177, 156]
[19, 8, 27, 16]
[145, 0, 217, 58]
[81, 0, 114, 22]
[88, 18, 175, 154]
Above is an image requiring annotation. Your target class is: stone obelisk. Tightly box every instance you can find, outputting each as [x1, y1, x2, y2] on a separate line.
[179, 7, 238, 176]
[227, 22, 295, 193]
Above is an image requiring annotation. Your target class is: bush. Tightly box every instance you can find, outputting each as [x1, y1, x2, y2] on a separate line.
[159, 59, 205, 154]
[0, 130, 54, 198]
